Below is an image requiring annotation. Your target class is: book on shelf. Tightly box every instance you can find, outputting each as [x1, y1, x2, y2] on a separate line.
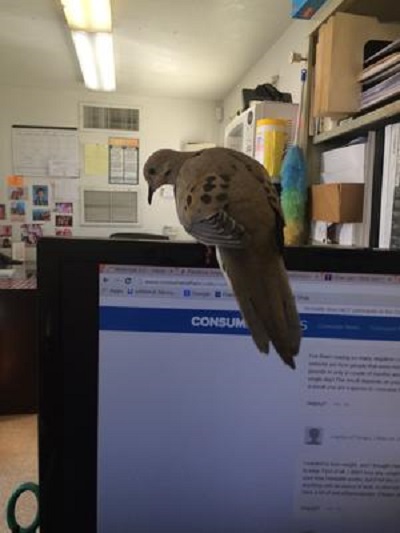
[364, 38, 400, 69]
[360, 61, 400, 88]
[361, 72, 400, 110]
[392, 188, 400, 248]
[379, 123, 400, 249]
[359, 52, 400, 83]
[363, 131, 379, 247]
[360, 38, 400, 111]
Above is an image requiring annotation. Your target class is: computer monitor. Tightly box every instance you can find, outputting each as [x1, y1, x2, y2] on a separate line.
[38, 238, 400, 533]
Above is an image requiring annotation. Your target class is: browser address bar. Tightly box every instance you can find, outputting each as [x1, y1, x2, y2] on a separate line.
[142, 278, 226, 288]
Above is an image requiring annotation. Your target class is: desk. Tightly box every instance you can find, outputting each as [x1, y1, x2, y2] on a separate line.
[0, 266, 37, 414]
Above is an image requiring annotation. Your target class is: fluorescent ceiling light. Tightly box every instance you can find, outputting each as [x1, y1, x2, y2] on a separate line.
[94, 33, 117, 91]
[61, 0, 112, 31]
[71, 32, 116, 91]
[61, 0, 116, 91]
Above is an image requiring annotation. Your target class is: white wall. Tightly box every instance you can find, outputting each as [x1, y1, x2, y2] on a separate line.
[0, 85, 220, 258]
[221, 0, 347, 134]
[222, 20, 313, 133]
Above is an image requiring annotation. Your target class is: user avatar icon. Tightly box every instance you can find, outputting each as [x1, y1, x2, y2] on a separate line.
[305, 427, 323, 445]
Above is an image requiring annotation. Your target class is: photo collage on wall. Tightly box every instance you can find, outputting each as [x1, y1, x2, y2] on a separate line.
[55, 202, 73, 236]
[0, 125, 81, 250]
[0, 174, 75, 249]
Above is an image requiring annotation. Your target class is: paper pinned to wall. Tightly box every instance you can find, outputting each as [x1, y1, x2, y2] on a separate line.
[109, 145, 124, 179]
[12, 126, 79, 178]
[84, 143, 109, 176]
[109, 137, 139, 185]
[6, 175, 24, 187]
[54, 180, 80, 202]
[49, 159, 79, 178]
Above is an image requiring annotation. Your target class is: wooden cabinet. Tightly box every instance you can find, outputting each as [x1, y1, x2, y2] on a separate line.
[313, 12, 400, 118]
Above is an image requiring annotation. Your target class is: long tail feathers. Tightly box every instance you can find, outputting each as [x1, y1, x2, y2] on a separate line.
[217, 247, 301, 369]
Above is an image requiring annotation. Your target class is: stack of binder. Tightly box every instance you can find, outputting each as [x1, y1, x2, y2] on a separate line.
[360, 39, 400, 110]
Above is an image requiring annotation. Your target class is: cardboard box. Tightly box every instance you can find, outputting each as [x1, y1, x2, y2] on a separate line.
[292, 0, 328, 19]
[311, 183, 364, 223]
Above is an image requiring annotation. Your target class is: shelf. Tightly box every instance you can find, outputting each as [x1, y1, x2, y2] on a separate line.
[309, 0, 400, 36]
[340, 0, 400, 23]
[313, 99, 400, 144]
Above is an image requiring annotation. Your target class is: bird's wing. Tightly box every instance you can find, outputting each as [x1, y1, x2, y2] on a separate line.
[224, 148, 285, 251]
[175, 147, 284, 253]
[186, 210, 246, 248]
[175, 154, 251, 247]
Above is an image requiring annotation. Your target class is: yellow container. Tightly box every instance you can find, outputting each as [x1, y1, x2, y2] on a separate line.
[255, 118, 287, 179]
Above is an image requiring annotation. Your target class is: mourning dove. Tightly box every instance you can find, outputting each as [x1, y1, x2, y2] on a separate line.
[144, 147, 301, 368]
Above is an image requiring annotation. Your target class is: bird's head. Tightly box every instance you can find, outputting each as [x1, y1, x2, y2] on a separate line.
[144, 149, 185, 205]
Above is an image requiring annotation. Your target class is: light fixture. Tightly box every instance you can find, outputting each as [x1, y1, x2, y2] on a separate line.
[61, 0, 116, 91]
[71, 31, 116, 91]
[61, 0, 112, 31]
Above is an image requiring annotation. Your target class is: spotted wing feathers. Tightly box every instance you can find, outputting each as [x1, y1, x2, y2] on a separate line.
[188, 210, 245, 247]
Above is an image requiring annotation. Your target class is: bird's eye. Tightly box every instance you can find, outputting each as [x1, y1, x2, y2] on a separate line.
[148, 168, 156, 175]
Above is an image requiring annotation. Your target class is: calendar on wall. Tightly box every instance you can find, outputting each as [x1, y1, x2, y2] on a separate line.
[12, 125, 79, 178]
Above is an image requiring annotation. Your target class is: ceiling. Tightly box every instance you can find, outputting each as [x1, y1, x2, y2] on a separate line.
[0, 0, 293, 101]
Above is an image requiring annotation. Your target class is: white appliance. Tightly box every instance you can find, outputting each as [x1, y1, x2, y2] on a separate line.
[224, 101, 298, 158]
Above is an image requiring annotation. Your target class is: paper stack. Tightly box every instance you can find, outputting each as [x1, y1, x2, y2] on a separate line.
[360, 39, 400, 110]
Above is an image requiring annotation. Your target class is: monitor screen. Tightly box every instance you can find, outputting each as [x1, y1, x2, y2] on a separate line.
[37, 239, 400, 533]
[97, 263, 400, 533]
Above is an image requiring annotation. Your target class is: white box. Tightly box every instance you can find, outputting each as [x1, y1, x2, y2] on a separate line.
[321, 142, 366, 184]
[337, 223, 364, 246]
[12, 242, 25, 262]
[311, 221, 329, 243]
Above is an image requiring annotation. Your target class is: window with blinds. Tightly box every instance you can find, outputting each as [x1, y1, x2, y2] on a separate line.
[82, 190, 139, 225]
[81, 105, 139, 131]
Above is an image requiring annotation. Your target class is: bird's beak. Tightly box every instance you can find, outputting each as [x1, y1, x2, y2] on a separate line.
[148, 186, 154, 205]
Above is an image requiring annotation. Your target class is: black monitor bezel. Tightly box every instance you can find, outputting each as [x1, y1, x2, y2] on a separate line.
[37, 237, 400, 532]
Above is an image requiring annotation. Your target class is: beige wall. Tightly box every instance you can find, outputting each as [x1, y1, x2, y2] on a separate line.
[222, 20, 312, 132]
[221, 0, 345, 137]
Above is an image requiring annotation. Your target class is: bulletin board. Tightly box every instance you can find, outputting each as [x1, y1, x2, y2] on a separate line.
[1, 120, 141, 257]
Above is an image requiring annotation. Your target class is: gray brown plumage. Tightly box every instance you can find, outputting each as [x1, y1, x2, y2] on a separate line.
[143, 147, 301, 368]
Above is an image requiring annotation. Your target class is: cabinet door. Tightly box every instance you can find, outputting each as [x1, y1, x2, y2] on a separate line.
[0, 290, 38, 414]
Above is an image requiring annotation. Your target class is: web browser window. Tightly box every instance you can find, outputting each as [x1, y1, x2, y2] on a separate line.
[98, 265, 400, 533]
